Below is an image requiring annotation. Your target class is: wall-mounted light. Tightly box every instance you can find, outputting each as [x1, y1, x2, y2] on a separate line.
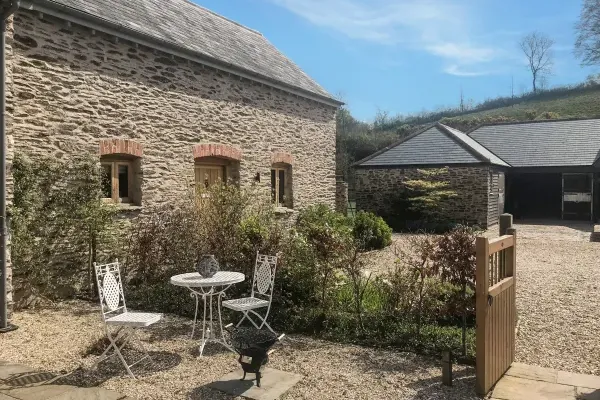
[254, 172, 260, 183]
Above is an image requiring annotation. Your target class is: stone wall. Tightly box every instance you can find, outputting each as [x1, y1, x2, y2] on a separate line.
[335, 180, 348, 214]
[354, 165, 492, 227]
[8, 10, 337, 210]
[5, 10, 337, 312]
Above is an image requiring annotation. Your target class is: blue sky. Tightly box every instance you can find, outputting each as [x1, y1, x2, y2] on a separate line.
[193, 0, 597, 120]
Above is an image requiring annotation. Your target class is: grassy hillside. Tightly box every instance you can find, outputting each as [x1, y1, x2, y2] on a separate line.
[338, 83, 600, 181]
[456, 89, 600, 120]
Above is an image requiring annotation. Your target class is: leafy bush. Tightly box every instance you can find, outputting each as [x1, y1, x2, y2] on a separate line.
[11, 153, 123, 305]
[432, 224, 479, 356]
[352, 211, 392, 250]
[125, 183, 282, 313]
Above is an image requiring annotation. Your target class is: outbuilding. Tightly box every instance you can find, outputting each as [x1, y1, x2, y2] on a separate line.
[354, 118, 600, 227]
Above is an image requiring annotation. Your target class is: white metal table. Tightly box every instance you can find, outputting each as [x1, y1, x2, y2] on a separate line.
[170, 271, 245, 356]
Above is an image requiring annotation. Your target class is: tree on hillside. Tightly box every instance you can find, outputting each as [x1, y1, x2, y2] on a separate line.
[575, 0, 600, 65]
[519, 31, 554, 94]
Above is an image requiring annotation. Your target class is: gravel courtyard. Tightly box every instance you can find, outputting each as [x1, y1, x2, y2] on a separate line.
[1, 301, 478, 400]
[365, 221, 600, 376]
[511, 222, 600, 375]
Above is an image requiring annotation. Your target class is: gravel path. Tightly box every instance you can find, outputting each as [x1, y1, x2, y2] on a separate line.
[2, 301, 478, 399]
[363, 222, 600, 376]
[512, 222, 600, 375]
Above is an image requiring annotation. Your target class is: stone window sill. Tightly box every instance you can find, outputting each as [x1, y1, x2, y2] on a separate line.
[274, 206, 294, 215]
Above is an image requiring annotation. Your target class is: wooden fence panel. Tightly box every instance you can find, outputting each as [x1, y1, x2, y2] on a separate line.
[475, 230, 517, 395]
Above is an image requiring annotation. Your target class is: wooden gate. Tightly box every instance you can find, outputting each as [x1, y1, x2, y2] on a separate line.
[475, 226, 517, 395]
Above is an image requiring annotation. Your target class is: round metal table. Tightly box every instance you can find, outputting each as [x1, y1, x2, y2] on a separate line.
[170, 271, 245, 356]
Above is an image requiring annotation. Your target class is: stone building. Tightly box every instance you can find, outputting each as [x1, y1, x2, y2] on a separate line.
[355, 119, 600, 228]
[1, 0, 341, 313]
[354, 123, 508, 228]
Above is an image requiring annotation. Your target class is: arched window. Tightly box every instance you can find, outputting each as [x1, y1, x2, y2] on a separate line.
[99, 139, 143, 205]
[193, 144, 242, 188]
[271, 152, 294, 208]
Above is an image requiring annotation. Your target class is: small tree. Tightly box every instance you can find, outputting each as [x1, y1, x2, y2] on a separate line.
[575, 0, 600, 66]
[519, 31, 554, 94]
[340, 241, 371, 332]
[403, 168, 457, 223]
[397, 234, 437, 336]
[295, 205, 353, 314]
[432, 225, 479, 356]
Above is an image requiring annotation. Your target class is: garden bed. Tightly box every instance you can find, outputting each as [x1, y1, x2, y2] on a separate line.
[2, 301, 478, 399]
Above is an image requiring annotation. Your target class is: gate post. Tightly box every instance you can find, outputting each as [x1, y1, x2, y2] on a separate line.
[475, 236, 490, 395]
[499, 213, 513, 235]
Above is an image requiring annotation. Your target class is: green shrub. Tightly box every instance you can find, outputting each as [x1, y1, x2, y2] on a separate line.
[126, 184, 282, 302]
[11, 154, 123, 305]
[352, 211, 392, 250]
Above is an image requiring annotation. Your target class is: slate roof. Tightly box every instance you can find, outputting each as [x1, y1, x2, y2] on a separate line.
[31, 0, 339, 104]
[356, 123, 509, 167]
[469, 119, 600, 167]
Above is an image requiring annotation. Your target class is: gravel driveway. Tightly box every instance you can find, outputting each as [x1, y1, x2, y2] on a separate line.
[2, 301, 478, 399]
[363, 221, 600, 376]
[512, 221, 600, 375]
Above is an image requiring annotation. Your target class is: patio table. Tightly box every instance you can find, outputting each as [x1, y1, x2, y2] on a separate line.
[170, 271, 245, 356]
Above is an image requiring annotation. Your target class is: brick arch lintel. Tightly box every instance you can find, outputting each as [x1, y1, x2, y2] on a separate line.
[193, 143, 242, 161]
[271, 151, 294, 166]
[99, 138, 143, 157]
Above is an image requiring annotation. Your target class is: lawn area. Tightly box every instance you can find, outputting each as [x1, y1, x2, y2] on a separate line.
[2, 301, 478, 400]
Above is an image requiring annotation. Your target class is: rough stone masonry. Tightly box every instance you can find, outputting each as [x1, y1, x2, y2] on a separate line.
[354, 166, 495, 227]
[4, 10, 338, 311]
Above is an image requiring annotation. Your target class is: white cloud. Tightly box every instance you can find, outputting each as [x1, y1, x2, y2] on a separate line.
[268, 0, 506, 76]
[444, 65, 500, 77]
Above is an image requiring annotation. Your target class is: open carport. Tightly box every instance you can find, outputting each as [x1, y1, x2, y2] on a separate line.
[470, 119, 600, 222]
[505, 172, 562, 220]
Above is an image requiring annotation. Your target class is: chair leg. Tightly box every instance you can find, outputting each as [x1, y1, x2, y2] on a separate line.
[107, 330, 136, 379]
[131, 328, 153, 362]
[235, 312, 248, 327]
[248, 310, 276, 333]
[245, 312, 261, 329]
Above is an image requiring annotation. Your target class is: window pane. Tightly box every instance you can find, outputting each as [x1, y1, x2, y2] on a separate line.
[118, 165, 129, 198]
[278, 170, 285, 205]
[271, 169, 276, 203]
[101, 164, 112, 198]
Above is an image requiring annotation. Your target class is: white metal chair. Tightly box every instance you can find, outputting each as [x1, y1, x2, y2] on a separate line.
[93, 260, 162, 378]
[222, 252, 278, 333]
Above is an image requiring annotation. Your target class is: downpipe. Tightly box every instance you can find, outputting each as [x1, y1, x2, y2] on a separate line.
[0, 0, 19, 333]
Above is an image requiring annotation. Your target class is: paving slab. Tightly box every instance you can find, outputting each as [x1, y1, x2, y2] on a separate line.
[209, 368, 303, 400]
[577, 387, 600, 400]
[492, 375, 576, 400]
[557, 371, 600, 390]
[46, 387, 126, 400]
[0, 385, 76, 400]
[0, 361, 126, 400]
[0, 365, 35, 382]
[0, 371, 57, 391]
[505, 362, 558, 384]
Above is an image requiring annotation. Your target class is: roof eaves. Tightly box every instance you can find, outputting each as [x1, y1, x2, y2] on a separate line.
[351, 123, 437, 168]
[23, 0, 343, 107]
